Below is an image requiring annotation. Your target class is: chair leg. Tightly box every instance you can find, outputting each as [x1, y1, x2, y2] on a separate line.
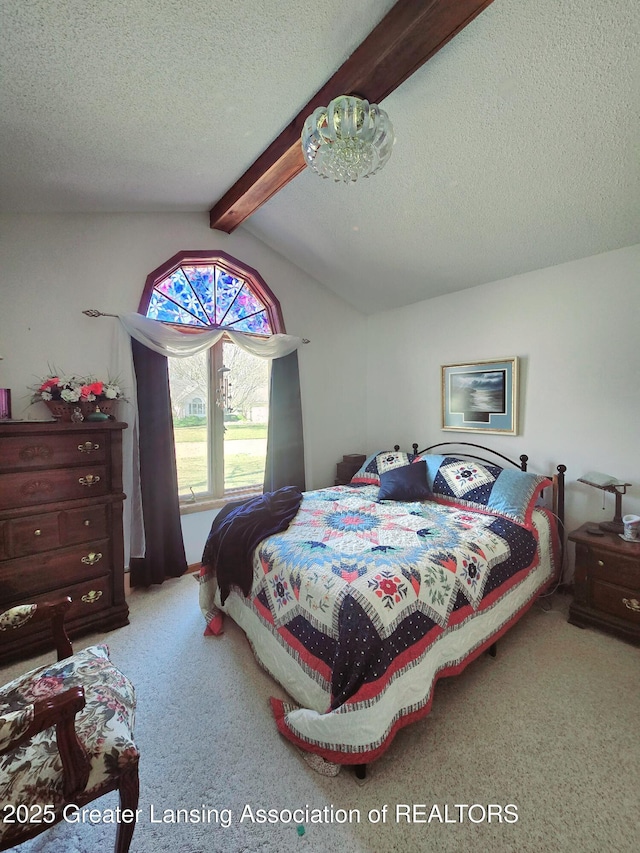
[114, 764, 140, 853]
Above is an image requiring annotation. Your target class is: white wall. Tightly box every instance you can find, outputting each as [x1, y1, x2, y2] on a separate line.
[0, 213, 368, 564]
[2, 216, 637, 573]
[365, 244, 640, 576]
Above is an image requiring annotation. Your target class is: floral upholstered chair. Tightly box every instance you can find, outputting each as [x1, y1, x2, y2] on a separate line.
[0, 597, 139, 853]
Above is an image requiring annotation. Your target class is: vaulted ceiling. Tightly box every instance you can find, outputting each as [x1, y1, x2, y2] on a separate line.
[1, 0, 638, 313]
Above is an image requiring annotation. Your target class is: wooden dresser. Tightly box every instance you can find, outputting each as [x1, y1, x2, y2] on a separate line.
[568, 522, 640, 645]
[0, 421, 129, 664]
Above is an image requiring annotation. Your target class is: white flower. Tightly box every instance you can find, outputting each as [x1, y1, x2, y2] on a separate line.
[61, 388, 81, 402]
[41, 390, 53, 401]
[104, 384, 121, 399]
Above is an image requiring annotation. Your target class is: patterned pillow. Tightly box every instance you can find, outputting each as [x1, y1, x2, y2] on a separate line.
[378, 460, 432, 502]
[350, 450, 417, 486]
[417, 454, 550, 527]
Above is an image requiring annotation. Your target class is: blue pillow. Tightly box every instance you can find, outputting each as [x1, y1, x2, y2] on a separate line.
[350, 450, 417, 486]
[416, 454, 549, 526]
[378, 460, 431, 502]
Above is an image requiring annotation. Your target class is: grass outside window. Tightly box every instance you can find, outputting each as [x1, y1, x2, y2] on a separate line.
[174, 421, 267, 497]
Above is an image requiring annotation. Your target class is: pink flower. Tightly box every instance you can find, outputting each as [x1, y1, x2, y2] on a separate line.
[39, 377, 59, 391]
[27, 676, 64, 699]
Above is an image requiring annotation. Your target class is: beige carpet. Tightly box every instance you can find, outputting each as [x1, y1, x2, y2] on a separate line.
[2, 577, 638, 853]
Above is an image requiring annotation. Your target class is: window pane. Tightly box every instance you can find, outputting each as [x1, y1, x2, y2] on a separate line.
[222, 341, 269, 492]
[169, 351, 210, 496]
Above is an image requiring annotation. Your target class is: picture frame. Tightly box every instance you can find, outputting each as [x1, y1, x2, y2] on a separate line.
[441, 358, 519, 435]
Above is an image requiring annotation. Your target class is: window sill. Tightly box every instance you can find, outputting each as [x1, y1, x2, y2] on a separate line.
[179, 489, 262, 516]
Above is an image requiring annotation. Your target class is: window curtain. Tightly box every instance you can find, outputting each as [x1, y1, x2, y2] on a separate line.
[263, 351, 305, 492]
[119, 314, 305, 587]
[129, 338, 187, 587]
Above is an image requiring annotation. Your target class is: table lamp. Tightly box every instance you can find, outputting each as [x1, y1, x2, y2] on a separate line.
[577, 471, 631, 534]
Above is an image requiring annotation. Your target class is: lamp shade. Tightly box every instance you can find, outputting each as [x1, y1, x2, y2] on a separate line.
[301, 95, 394, 183]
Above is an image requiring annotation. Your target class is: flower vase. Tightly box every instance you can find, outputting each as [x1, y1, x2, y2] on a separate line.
[45, 399, 118, 422]
[81, 400, 117, 419]
[45, 401, 79, 422]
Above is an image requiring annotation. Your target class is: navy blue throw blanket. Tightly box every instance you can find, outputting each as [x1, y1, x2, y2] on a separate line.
[201, 486, 303, 605]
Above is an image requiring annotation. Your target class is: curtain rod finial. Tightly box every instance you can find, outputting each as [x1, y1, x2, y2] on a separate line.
[83, 309, 118, 318]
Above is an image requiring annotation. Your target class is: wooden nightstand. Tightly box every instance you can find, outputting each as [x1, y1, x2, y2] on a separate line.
[568, 522, 640, 644]
[335, 454, 366, 486]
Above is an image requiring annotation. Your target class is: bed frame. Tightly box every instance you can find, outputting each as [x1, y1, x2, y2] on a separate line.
[350, 441, 567, 781]
[412, 441, 566, 535]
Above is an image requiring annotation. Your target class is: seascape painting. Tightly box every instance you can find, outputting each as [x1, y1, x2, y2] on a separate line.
[442, 359, 518, 434]
[449, 370, 506, 422]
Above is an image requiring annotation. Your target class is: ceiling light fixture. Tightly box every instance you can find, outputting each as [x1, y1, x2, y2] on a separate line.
[301, 95, 394, 183]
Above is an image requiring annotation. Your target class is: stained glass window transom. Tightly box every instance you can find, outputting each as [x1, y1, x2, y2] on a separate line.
[139, 251, 283, 336]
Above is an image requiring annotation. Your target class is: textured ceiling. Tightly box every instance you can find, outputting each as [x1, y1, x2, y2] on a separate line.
[1, 0, 638, 314]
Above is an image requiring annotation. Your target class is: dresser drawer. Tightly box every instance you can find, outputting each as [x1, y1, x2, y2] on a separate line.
[62, 504, 108, 544]
[0, 466, 107, 510]
[0, 541, 111, 602]
[591, 580, 640, 625]
[0, 431, 107, 471]
[9, 512, 61, 557]
[0, 576, 113, 651]
[587, 548, 640, 590]
[60, 574, 113, 620]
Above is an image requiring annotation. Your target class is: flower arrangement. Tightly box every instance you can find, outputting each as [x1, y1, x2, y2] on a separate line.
[32, 374, 125, 405]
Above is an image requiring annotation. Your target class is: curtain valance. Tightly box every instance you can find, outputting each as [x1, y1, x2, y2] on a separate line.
[119, 313, 303, 360]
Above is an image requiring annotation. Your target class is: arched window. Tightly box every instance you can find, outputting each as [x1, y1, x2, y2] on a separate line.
[139, 251, 285, 503]
[188, 397, 206, 416]
[139, 250, 284, 334]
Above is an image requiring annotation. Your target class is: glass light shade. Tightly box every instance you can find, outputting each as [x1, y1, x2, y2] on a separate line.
[301, 95, 394, 183]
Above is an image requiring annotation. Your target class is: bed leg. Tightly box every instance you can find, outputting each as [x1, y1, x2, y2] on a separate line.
[488, 642, 497, 658]
[355, 764, 367, 780]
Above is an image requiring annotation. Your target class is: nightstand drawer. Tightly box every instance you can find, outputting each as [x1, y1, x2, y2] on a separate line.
[588, 549, 640, 590]
[591, 580, 640, 625]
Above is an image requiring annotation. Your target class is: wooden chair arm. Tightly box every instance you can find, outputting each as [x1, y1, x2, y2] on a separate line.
[2, 686, 91, 800]
[0, 597, 73, 660]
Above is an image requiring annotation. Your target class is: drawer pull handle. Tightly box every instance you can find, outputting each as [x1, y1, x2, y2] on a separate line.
[597, 560, 605, 567]
[81, 590, 103, 604]
[78, 475, 101, 487]
[34, 529, 42, 536]
[81, 551, 103, 566]
[78, 441, 100, 453]
[84, 519, 91, 527]
[622, 597, 640, 613]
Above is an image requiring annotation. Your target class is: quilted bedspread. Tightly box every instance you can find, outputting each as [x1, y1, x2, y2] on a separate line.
[199, 484, 557, 764]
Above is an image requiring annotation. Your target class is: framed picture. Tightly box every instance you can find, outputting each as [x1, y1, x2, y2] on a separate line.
[441, 358, 519, 435]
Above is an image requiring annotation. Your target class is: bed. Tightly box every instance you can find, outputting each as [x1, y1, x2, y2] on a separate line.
[199, 443, 565, 776]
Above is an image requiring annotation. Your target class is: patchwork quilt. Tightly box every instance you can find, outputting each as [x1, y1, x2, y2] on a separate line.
[199, 484, 558, 764]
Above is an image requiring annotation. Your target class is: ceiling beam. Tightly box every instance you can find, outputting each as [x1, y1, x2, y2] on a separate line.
[210, 0, 495, 233]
